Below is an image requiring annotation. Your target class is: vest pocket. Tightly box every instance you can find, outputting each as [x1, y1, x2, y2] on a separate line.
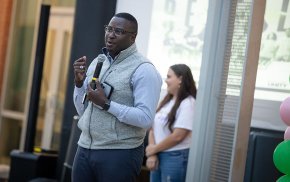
[90, 115, 118, 142]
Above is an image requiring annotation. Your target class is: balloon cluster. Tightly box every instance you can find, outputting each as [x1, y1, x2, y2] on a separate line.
[273, 97, 290, 182]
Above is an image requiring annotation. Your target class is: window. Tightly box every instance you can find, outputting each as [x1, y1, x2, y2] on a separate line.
[147, 0, 208, 88]
[255, 0, 290, 101]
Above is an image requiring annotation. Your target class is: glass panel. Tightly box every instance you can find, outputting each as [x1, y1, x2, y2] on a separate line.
[3, 0, 38, 112]
[34, 12, 73, 150]
[0, 117, 22, 164]
[51, 31, 71, 150]
[147, 0, 208, 87]
[35, 29, 56, 148]
[255, 0, 290, 101]
[35, 30, 71, 150]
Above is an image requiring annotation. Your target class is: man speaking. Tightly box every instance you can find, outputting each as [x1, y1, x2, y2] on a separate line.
[72, 12, 162, 182]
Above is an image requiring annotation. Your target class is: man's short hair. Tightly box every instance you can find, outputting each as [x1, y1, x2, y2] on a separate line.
[114, 12, 138, 33]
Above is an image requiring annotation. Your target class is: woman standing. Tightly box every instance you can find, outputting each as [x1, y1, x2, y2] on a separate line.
[146, 64, 197, 182]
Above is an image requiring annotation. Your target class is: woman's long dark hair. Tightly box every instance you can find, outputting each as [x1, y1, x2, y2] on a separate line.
[156, 64, 197, 132]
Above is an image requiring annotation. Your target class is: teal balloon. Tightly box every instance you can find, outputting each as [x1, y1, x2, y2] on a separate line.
[277, 175, 290, 182]
[273, 140, 290, 175]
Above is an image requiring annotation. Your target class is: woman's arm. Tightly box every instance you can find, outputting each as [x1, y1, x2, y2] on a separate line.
[146, 129, 159, 170]
[145, 128, 191, 157]
[148, 128, 155, 145]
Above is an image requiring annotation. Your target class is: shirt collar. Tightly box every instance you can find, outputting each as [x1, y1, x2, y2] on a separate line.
[102, 43, 137, 63]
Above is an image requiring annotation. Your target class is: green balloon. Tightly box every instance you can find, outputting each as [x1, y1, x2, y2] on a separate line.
[277, 175, 290, 182]
[273, 140, 290, 175]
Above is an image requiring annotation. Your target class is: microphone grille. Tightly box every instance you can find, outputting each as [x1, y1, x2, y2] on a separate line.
[98, 54, 106, 62]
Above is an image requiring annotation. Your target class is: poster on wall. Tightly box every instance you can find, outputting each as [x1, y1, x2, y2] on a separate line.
[147, 0, 208, 87]
[256, 0, 290, 101]
[147, 0, 290, 101]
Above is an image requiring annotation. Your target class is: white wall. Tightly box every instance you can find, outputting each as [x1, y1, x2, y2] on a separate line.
[252, 99, 287, 131]
[115, 0, 154, 56]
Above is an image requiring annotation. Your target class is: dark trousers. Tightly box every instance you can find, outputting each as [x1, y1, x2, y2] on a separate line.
[72, 145, 144, 182]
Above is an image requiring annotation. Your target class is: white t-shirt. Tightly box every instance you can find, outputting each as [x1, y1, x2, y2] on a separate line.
[153, 96, 195, 152]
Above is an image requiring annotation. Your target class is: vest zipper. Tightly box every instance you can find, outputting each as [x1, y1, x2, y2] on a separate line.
[88, 103, 93, 149]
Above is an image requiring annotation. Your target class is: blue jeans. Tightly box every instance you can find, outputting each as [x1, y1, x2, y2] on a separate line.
[150, 149, 189, 182]
[72, 145, 144, 182]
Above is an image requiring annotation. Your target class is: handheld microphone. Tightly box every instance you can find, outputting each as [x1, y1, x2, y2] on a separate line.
[82, 54, 106, 104]
[91, 54, 106, 89]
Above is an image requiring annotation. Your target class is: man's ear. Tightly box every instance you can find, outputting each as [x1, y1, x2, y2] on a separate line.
[130, 33, 137, 42]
